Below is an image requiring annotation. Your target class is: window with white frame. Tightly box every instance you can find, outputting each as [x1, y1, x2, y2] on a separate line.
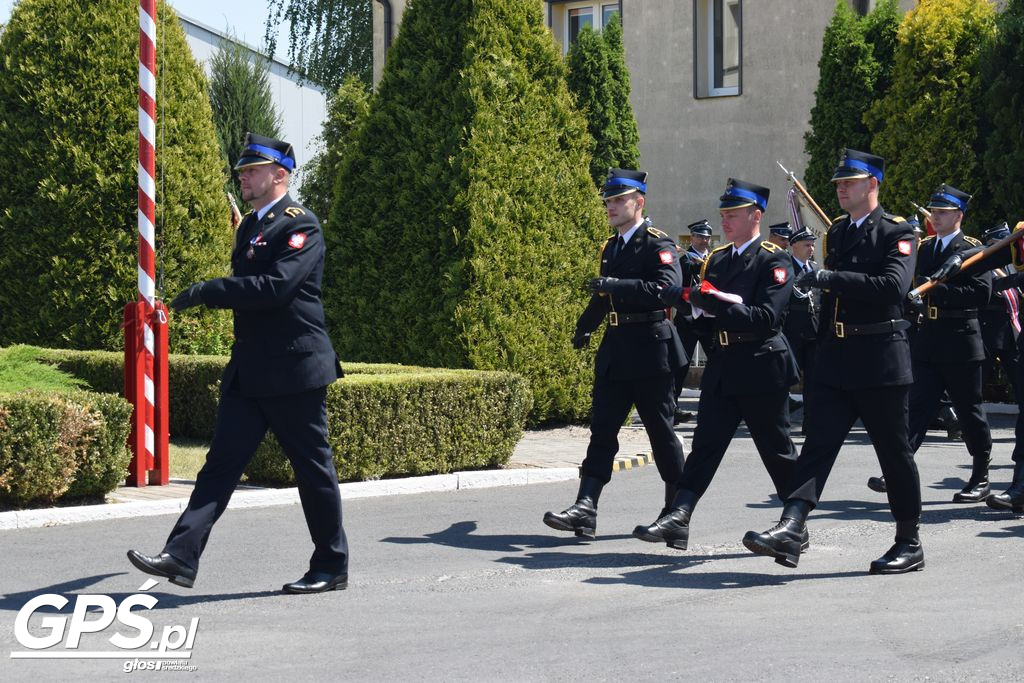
[694, 0, 742, 98]
[558, 2, 622, 52]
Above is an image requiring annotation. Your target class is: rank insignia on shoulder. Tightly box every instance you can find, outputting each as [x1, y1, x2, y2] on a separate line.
[883, 213, 906, 223]
[832, 214, 848, 225]
[964, 236, 982, 246]
[658, 249, 674, 264]
[646, 226, 668, 239]
[897, 239, 913, 255]
[760, 241, 779, 252]
[284, 206, 306, 218]
[287, 232, 307, 249]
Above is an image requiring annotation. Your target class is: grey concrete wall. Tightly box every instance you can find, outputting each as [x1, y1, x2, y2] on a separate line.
[372, 0, 408, 86]
[622, 0, 840, 242]
[179, 14, 327, 192]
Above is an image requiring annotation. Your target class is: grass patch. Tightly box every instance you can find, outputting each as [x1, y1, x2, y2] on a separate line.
[0, 345, 86, 393]
[168, 438, 210, 480]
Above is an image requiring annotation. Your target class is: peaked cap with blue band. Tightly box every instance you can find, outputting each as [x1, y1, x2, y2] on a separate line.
[719, 178, 769, 211]
[769, 221, 793, 238]
[831, 148, 884, 183]
[790, 227, 817, 243]
[906, 215, 922, 233]
[234, 132, 296, 173]
[602, 168, 647, 199]
[688, 219, 713, 237]
[925, 183, 971, 213]
[983, 221, 1010, 242]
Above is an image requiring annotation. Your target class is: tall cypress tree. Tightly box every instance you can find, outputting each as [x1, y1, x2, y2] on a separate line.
[207, 37, 282, 205]
[324, 0, 607, 422]
[603, 15, 641, 174]
[298, 75, 371, 224]
[802, 1, 878, 218]
[0, 0, 233, 353]
[567, 26, 616, 185]
[865, 0, 996, 231]
[981, 0, 1024, 227]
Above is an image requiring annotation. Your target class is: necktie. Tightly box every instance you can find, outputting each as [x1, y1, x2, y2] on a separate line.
[935, 239, 943, 259]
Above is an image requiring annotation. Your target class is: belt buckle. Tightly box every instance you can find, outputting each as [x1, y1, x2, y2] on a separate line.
[608, 311, 619, 327]
[928, 306, 938, 320]
[835, 322, 845, 339]
[718, 330, 729, 346]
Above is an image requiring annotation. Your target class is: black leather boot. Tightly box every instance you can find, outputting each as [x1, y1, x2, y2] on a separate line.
[742, 500, 810, 568]
[543, 476, 603, 538]
[867, 475, 887, 493]
[869, 519, 924, 574]
[952, 456, 991, 503]
[986, 461, 1024, 513]
[633, 488, 696, 550]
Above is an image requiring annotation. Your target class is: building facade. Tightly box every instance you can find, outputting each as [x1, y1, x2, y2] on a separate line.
[372, 0, 915, 244]
[179, 13, 328, 192]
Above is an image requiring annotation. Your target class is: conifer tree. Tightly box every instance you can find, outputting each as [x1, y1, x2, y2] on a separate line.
[324, 0, 608, 422]
[865, 0, 996, 230]
[0, 0, 233, 352]
[981, 0, 1024, 227]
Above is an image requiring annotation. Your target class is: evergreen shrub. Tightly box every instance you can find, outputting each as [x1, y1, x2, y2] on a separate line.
[0, 0, 233, 354]
[325, 0, 608, 423]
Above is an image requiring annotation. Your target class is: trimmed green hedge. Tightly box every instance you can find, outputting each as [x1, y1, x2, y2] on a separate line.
[247, 371, 532, 484]
[0, 390, 131, 505]
[18, 347, 532, 486]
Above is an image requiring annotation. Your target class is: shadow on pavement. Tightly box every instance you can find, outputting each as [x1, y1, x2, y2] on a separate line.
[0, 573, 281, 612]
[381, 520, 632, 553]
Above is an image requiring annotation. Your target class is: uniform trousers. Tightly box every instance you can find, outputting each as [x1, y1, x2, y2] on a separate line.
[582, 373, 685, 484]
[673, 323, 702, 398]
[678, 388, 796, 501]
[787, 382, 921, 521]
[1015, 358, 1024, 463]
[908, 360, 991, 459]
[163, 379, 348, 574]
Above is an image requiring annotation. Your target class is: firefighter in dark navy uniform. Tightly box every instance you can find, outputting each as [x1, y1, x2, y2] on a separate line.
[671, 219, 714, 423]
[979, 222, 1021, 401]
[783, 227, 820, 416]
[543, 168, 687, 538]
[633, 179, 800, 550]
[767, 221, 793, 250]
[865, 185, 993, 503]
[128, 133, 349, 594]
[743, 149, 925, 574]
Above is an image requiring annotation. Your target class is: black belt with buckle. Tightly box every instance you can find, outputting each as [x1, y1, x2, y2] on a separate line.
[832, 319, 910, 338]
[925, 307, 978, 321]
[607, 310, 667, 326]
[715, 330, 771, 346]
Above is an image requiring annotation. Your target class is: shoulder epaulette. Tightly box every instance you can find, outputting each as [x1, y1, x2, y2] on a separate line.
[919, 235, 936, 243]
[646, 225, 668, 239]
[701, 243, 732, 279]
[243, 210, 253, 217]
[964, 235, 982, 246]
[759, 241, 780, 253]
[831, 214, 848, 225]
[710, 243, 732, 255]
[882, 212, 906, 223]
[284, 206, 306, 218]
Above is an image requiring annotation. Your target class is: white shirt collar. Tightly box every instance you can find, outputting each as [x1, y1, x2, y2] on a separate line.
[850, 213, 869, 229]
[733, 233, 761, 256]
[618, 220, 644, 245]
[937, 229, 961, 251]
[256, 194, 288, 221]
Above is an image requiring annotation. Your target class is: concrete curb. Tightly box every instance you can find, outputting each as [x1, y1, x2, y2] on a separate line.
[0, 467, 581, 532]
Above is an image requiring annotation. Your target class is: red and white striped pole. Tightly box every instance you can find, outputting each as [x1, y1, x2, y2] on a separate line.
[126, 0, 168, 486]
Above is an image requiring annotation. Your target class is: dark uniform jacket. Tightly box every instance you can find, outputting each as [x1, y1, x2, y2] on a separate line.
[913, 231, 991, 363]
[980, 269, 1019, 353]
[201, 193, 342, 398]
[576, 223, 686, 380]
[815, 205, 916, 389]
[783, 257, 820, 344]
[696, 239, 799, 395]
[674, 246, 707, 322]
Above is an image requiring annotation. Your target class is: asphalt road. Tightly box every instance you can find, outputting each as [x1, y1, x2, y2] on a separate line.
[2, 417, 1023, 681]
